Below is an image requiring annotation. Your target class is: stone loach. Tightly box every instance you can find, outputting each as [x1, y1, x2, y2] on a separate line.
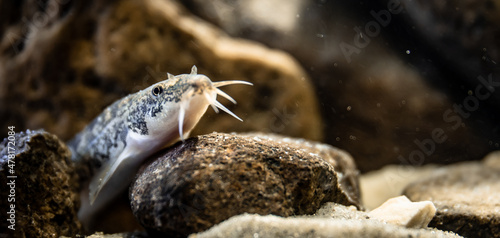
[130, 132, 362, 237]
[0, 0, 322, 232]
[0, 0, 322, 143]
[0, 129, 81, 238]
[403, 154, 500, 238]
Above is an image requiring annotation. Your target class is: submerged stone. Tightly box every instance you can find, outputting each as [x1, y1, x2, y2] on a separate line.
[404, 154, 500, 237]
[0, 130, 81, 238]
[130, 132, 361, 237]
[368, 195, 436, 228]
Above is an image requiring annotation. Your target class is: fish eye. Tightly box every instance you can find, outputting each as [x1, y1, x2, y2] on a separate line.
[152, 86, 163, 96]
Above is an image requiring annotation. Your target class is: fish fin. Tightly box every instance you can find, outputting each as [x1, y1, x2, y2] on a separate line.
[167, 73, 175, 80]
[179, 96, 191, 141]
[183, 131, 191, 140]
[190, 65, 197, 75]
[89, 151, 130, 205]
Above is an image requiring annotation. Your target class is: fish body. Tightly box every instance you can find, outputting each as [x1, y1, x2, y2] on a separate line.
[69, 66, 251, 223]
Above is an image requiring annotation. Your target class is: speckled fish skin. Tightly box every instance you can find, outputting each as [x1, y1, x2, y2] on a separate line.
[68, 66, 252, 224]
[69, 69, 193, 167]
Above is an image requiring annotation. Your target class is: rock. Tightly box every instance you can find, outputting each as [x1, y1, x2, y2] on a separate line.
[360, 164, 439, 210]
[189, 209, 460, 238]
[314, 203, 370, 220]
[403, 159, 500, 237]
[0, 129, 81, 238]
[368, 195, 436, 228]
[0, 0, 322, 143]
[130, 132, 361, 237]
[247, 133, 362, 208]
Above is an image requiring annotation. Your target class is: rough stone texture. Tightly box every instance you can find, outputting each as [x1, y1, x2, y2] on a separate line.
[190, 206, 461, 238]
[130, 132, 361, 237]
[368, 195, 436, 228]
[0, 0, 322, 143]
[314, 202, 370, 220]
[181, 0, 500, 172]
[403, 158, 500, 237]
[0, 129, 81, 238]
[249, 133, 362, 209]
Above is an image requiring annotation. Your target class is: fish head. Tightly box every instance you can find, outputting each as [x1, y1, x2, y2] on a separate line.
[131, 65, 252, 142]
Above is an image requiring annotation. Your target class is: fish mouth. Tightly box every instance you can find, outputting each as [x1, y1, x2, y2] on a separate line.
[177, 79, 253, 141]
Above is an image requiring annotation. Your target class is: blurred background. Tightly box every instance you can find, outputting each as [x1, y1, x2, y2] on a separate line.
[181, 0, 500, 172]
[1, 0, 499, 173]
[1, 0, 500, 235]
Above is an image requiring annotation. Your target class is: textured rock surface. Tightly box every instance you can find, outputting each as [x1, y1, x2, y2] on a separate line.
[190, 206, 460, 238]
[0, 130, 81, 238]
[250, 133, 361, 208]
[0, 0, 322, 143]
[368, 195, 436, 228]
[130, 132, 361, 237]
[181, 0, 500, 172]
[403, 156, 500, 237]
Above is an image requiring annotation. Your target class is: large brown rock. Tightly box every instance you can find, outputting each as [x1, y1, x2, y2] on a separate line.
[0, 0, 322, 143]
[403, 153, 500, 237]
[0, 129, 81, 238]
[130, 133, 361, 237]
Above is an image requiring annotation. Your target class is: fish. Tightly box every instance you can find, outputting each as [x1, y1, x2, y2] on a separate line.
[68, 65, 252, 223]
